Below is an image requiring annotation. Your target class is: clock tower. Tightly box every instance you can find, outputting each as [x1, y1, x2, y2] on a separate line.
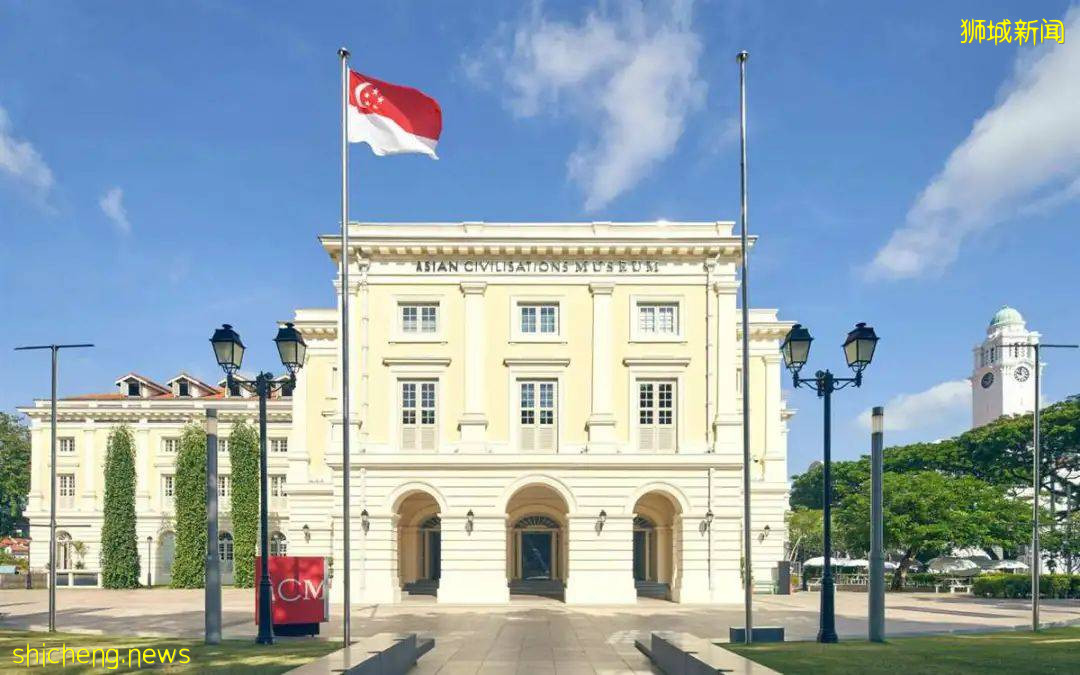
[972, 306, 1040, 428]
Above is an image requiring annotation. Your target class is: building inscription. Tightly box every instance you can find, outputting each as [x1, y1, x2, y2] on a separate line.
[414, 260, 662, 274]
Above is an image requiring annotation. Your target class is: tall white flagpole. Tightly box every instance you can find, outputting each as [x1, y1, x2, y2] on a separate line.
[737, 49, 753, 645]
[338, 46, 353, 647]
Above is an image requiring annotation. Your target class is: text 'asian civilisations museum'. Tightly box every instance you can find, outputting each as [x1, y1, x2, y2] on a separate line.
[22, 221, 795, 604]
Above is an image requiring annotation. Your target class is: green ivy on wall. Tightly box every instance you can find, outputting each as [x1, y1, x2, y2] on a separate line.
[170, 423, 206, 588]
[229, 420, 259, 588]
[100, 425, 140, 588]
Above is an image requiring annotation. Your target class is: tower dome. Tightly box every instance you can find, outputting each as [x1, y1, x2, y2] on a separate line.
[989, 305, 1024, 329]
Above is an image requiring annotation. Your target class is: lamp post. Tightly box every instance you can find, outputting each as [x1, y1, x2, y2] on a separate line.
[209, 322, 307, 645]
[146, 536, 153, 587]
[1001, 341, 1078, 631]
[781, 322, 879, 644]
[14, 342, 94, 633]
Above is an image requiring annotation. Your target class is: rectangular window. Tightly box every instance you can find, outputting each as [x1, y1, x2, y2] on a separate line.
[270, 475, 287, 498]
[270, 438, 288, 454]
[519, 380, 557, 452]
[178, 381, 190, 397]
[58, 437, 75, 454]
[219, 437, 229, 454]
[638, 303, 678, 335]
[162, 475, 175, 498]
[519, 303, 558, 335]
[127, 381, 140, 397]
[400, 380, 437, 451]
[58, 474, 76, 507]
[218, 475, 231, 499]
[400, 303, 438, 334]
[162, 437, 180, 453]
[638, 381, 676, 452]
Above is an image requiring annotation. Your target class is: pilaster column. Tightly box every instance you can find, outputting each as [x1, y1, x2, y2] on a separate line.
[135, 425, 151, 513]
[437, 512, 510, 604]
[564, 513, 636, 604]
[355, 511, 400, 604]
[81, 423, 97, 509]
[713, 277, 740, 453]
[586, 283, 617, 451]
[458, 282, 489, 451]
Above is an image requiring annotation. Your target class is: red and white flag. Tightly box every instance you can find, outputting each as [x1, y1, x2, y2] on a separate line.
[347, 70, 442, 158]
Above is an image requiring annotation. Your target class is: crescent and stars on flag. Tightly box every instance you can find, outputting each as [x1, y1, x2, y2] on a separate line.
[346, 70, 442, 158]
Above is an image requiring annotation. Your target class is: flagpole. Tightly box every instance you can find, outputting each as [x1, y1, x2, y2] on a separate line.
[737, 49, 753, 645]
[338, 46, 352, 648]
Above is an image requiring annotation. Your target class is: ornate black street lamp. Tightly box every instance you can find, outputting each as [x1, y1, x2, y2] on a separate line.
[781, 321, 879, 644]
[210, 322, 306, 645]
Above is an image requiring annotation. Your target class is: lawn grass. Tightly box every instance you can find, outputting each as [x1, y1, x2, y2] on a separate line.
[726, 625, 1080, 674]
[0, 629, 340, 673]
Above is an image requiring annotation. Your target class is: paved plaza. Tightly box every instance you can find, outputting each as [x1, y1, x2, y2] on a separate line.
[2, 589, 1078, 673]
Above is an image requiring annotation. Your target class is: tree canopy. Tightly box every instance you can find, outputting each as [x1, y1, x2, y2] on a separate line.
[0, 413, 31, 537]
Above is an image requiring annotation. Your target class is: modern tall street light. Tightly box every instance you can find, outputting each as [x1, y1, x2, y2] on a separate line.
[14, 342, 94, 633]
[1002, 341, 1078, 632]
[209, 322, 306, 645]
[781, 322, 879, 644]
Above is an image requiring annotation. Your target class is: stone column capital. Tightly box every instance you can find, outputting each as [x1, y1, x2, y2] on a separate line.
[460, 281, 488, 295]
[589, 282, 615, 296]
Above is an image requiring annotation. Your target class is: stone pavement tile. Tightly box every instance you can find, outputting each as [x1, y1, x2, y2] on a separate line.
[553, 648, 587, 662]
[554, 664, 597, 675]
[439, 662, 484, 675]
[516, 663, 556, 675]
[477, 663, 517, 675]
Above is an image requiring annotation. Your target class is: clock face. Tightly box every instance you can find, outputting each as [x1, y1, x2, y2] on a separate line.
[981, 372, 994, 389]
[1015, 366, 1030, 382]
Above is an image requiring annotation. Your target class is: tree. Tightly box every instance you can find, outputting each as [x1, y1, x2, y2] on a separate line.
[835, 471, 1030, 590]
[0, 413, 31, 537]
[788, 459, 868, 510]
[170, 423, 206, 588]
[100, 425, 140, 587]
[786, 508, 823, 561]
[229, 420, 259, 588]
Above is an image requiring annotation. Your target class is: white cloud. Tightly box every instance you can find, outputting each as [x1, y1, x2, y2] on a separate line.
[0, 104, 54, 196]
[856, 379, 971, 432]
[99, 187, 131, 234]
[467, 2, 705, 210]
[866, 9, 1080, 280]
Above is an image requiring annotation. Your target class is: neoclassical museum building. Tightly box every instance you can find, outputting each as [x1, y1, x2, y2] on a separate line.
[23, 221, 794, 604]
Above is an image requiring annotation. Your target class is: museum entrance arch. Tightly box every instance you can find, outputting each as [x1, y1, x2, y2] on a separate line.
[395, 490, 441, 596]
[505, 484, 569, 600]
[632, 490, 681, 600]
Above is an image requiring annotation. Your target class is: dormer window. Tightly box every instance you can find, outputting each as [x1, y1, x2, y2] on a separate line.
[178, 381, 190, 397]
[126, 381, 140, 397]
[228, 382, 242, 397]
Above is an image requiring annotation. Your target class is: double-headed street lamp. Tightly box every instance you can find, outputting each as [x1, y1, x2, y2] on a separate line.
[209, 322, 306, 646]
[781, 321, 879, 644]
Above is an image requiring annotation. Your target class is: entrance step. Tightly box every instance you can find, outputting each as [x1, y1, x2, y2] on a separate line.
[509, 578, 565, 600]
[635, 580, 671, 600]
[402, 579, 439, 597]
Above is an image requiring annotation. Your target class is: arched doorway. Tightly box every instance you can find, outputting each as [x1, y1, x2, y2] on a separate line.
[156, 531, 175, 586]
[632, 491, 681, 600]
[395, 491, 441, 596]
[506, 484, 569, 600]
[55, 531, 73, 570]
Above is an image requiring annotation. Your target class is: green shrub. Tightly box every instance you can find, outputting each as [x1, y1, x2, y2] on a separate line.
[170, 424, 206, 588]
[228, 420, 259, 588]
[100, 426, 140, 588]
[973, 573, 1080, 599]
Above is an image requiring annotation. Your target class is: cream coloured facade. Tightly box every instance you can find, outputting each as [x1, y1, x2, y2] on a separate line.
[22, 221, 794, 605]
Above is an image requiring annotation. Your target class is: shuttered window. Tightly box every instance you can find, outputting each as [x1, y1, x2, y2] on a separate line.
[638, 381, 676, 452]
[519, 380, 556, 452]
[401, 380, 437, 452]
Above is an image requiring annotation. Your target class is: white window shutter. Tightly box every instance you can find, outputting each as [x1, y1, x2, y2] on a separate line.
[420, 426, 436, 452]
[538, 426, 555, 453]
[658, 426, 676, 452]
[521, 426, 536, 452]
[639, 426, 656, 452]
[401, 425, 418, 452]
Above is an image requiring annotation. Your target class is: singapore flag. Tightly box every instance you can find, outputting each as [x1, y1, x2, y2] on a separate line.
[347, 70, 442, 158]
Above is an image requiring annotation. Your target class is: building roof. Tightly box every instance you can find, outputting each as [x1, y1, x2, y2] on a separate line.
[989, 305, 1024, 328]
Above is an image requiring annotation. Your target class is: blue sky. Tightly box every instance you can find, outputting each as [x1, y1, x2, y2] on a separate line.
[2, 1, 1078, 475]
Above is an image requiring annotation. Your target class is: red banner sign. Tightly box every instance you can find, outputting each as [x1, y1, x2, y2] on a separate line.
[254, 556, 329, 626]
